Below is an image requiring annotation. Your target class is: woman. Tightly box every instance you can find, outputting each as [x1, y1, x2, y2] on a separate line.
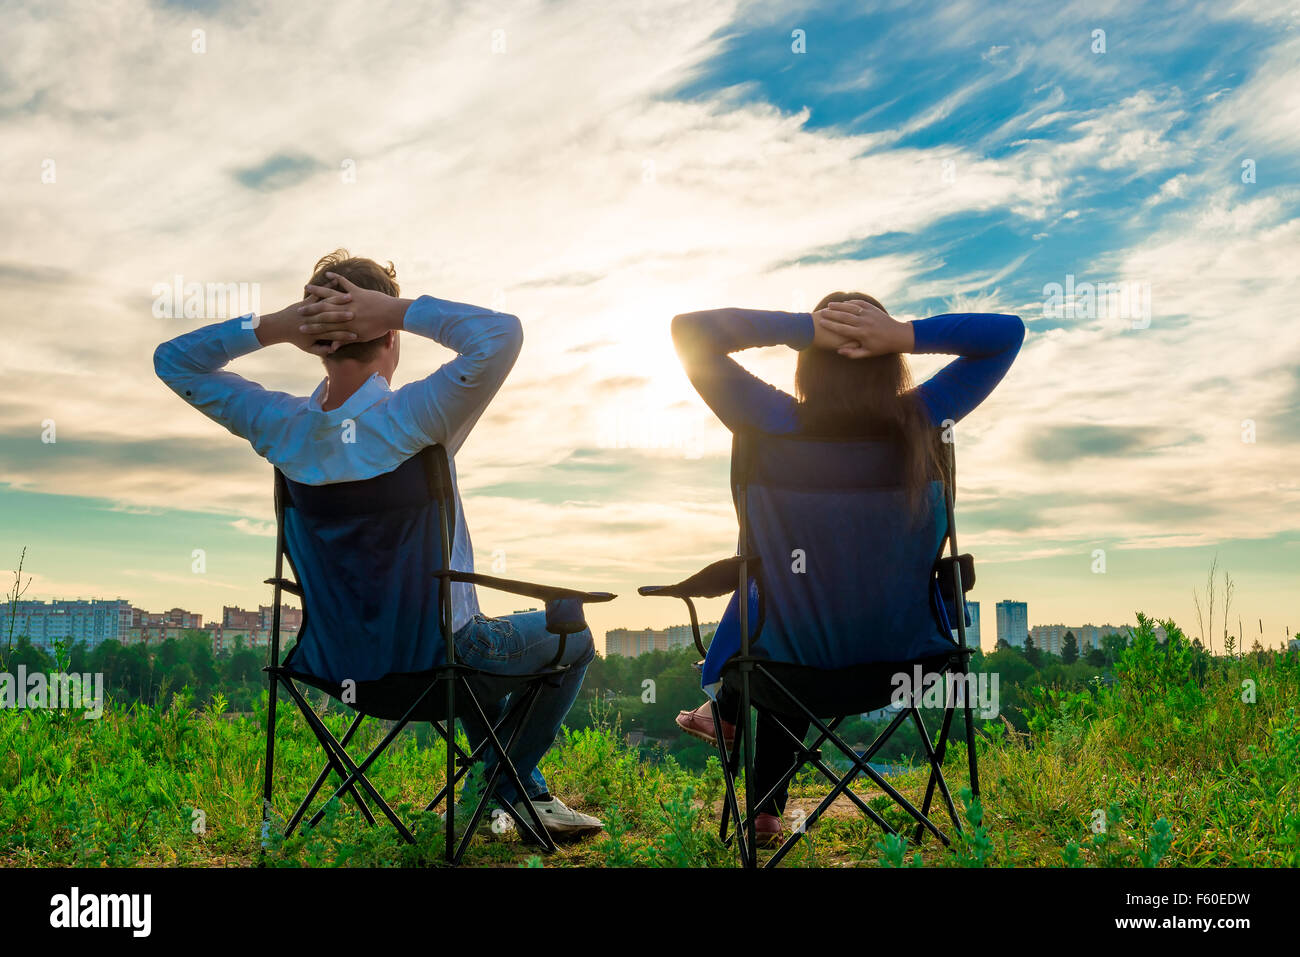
[670, 292, 1024, 846]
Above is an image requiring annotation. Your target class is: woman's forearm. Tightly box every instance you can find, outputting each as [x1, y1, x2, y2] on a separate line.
[910, 313, 1025, 357]
[910, 313, 1025, 425]
[671, 307, 806, 434]
[672, 308, 813, 358]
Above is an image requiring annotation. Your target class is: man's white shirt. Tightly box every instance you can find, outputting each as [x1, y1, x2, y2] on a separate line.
[154, 295, 524, 632]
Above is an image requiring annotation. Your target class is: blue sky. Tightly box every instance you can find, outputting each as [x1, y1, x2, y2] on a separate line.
[1, 0, 1297, 651]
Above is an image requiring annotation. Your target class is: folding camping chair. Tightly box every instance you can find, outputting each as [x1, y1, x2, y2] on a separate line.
[259, 444, 614, 864]
[639, 431, 979, 868]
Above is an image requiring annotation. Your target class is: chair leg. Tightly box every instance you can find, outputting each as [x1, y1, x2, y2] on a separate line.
[282, 685, 377, 828]
[722, 684, 910, 866]
[271, 667, 572, 863]
[424, 707, 527, 815]
[451, 678, 556, 864]
[908, 707, 962, 841]
[780, 750, 896, 842]
[737, 714, 889, 840]
[260, 671, 280, 860]
[422, 724, 479, 813]
[826, 716, 949, 846]
[799, 714, 905, 835]
[422, 679, 552, 852]
[445, 669, 456, 863]
[763, 716, 904, 869]
[758, 667, 951, 847]
[964, 693, 981, 799]
[306, 720, 412, 841]
[295, 707, 384, 827]
[739, 668, 758, 869]
[732, 715, 827, 838]
[286, 712, 370, 837]
[912, 702, 962, 844]
[283, 681, 415, 843]
[451, 678, 558, 855]
[712, 699, 748, 863]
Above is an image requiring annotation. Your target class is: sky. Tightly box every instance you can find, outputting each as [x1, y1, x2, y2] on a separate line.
[1, 0, 1297, 654]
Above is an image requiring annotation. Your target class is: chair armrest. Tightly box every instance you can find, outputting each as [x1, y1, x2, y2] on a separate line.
[436, 571, 615, 666]
[436, 570, 615, 605]
[934, 554, 975, 602]
[637, 555, 760, 600]
[264, 577, 303, 598]
[638, 556, 761, 657]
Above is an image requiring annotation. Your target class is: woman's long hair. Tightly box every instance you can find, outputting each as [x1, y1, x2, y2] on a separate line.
[795, 291, 943, 514]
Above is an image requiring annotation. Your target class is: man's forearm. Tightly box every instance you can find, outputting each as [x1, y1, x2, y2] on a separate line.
[378, 296, 413, 331]
[253, 305, 305, 347]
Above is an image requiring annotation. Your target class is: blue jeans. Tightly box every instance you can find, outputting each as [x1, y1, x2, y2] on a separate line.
[453, 610, 595, 804]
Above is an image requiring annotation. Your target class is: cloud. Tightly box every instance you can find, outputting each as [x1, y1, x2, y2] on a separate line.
[231, 518, 276, 537]
[1025, 424, 1153, 462]
[515, 271, 606, 289]
[2, 0, 1297, 638]
[231, 152, 327, 192]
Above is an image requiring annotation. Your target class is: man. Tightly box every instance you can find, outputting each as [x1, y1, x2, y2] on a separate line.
[154, 249, 602, 837]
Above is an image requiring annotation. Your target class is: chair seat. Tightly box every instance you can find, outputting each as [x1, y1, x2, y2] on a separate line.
[282, 664, 563, 723]
[721, 652, 954, 719]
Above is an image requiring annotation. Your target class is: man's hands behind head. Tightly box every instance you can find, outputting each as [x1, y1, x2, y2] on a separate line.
[291, 284, 352, 356]
[297, 272, 406, 350]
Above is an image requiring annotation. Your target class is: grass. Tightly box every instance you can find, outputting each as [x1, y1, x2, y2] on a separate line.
[1, 613, 1296, 868]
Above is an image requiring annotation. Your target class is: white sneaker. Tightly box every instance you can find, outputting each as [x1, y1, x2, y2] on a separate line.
[512, 795, 604, 838]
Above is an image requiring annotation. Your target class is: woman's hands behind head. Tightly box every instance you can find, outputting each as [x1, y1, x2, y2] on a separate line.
[814, 299, 914, 358]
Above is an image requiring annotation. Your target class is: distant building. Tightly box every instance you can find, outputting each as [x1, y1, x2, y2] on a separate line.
[222, 605, 261, 632]
[124, 605, 205, 645]
[0, 596, 306, 657]
[130, 606, 203, 630]
[996, 600, 1029, 648]
[221, 604, 301, 632]
[0, 598, 132, 651]
[212, 604, 302, 656]
[605, 621, 720, 657]
[1030, 623, 1125, 656]
[1031, 624, 1073, 656]
[953, 600, 981, 649]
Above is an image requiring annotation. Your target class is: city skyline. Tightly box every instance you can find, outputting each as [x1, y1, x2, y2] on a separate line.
[8, 590, 1274, 659]
[0, 595, 301, 656]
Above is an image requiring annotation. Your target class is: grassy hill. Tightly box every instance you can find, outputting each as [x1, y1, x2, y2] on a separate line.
[1, 614, 1296, 868]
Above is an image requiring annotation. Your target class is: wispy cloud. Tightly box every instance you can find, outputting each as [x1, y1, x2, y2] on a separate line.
[231, 518, 276, 538]
[2, 0, 1296, 641]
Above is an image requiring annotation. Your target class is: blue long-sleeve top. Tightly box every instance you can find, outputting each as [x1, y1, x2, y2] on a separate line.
[672, 309, 1025, 433]
[672, 308, 1025, 688]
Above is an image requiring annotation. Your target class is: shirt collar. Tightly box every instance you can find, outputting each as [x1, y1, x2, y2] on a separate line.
[308, 373, 392, 415]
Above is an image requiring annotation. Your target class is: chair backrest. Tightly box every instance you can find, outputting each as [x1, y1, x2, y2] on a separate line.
[733, 431, 957, 670]
[276, 446, 455, 687]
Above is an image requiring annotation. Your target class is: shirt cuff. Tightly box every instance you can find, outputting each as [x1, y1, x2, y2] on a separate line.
[790, 312, 815, 350]
[400, 295, 444, 337]
[226, 314, 266, 357]
[909, 316, 944, 354]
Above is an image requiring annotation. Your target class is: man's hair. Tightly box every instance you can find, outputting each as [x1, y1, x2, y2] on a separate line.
[308, 249, 399, 362]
